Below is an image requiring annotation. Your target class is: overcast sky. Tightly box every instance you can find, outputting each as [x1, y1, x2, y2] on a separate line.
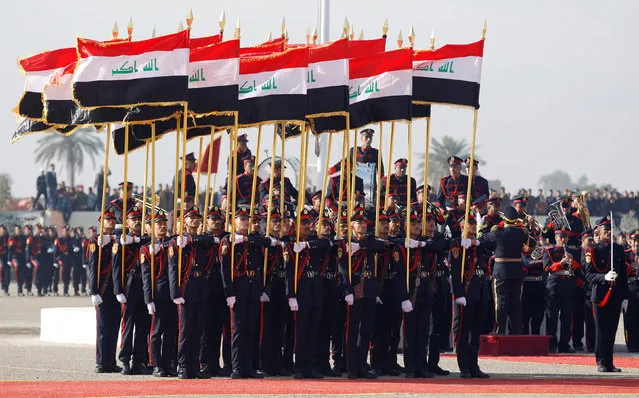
[2, 0, 637, 197]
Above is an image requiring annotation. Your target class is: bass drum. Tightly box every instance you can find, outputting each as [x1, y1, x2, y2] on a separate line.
[256, 157, 300, 188]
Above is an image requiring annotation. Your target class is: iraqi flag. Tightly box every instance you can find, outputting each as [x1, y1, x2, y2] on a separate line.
[306, 38, 349, 117]
[188, 39, 239, 116]
[348, 37, 386, 58]
[73, 30, 190, 108]
[16, 47, 77, 120]
[190, 33, 223, 49]
[238, 47, 308, 126]
[413, 40, 484, 108]
[240, 37, 285, 56]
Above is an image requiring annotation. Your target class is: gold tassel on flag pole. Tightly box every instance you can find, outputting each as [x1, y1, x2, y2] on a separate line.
[97, 125, 112, 287]
[203, 127, 215, 214]
[248, 125, 263, 232]
[195, 137, 204, 205]
[150, 123, 156, 300]
[121, 124, 130, 286]
[262, 125, 279, 286]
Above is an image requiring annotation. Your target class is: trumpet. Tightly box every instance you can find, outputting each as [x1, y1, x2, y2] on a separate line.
[427, 201, 448, 220]
[132, 193, 167, 213]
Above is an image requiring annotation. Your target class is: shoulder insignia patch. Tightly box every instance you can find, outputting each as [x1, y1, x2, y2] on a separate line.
[585, 252, 591, 264]
[283, 250, 290, 262]
[393, 251, 400, 263]
[337, 246, 343, 259]
[221, 244, 228, 256]
[140, 252, 146, 264]
[112, 243, 119, 255]
[89, 243, 96, 254]
[452, 247, 460, 259]
[490, 226, 500, 232]
[168, 245, 175, 258]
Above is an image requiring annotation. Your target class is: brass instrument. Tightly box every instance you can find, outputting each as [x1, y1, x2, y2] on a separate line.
[427, 201, 448, 220]
[576, 191, 592, 230]
[548, 199, 571, 230]
[132, 193, 166, 213]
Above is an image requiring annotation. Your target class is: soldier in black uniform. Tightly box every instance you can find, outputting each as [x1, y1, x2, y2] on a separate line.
[45, 227, 58, 295]
[113, 206, 152, 375]
[436, 156, 468, 207]
[482, 206, 529, 335]
[8, 225, 27, 296]
[53, 225, 73, 296]
[26, 224, 45, 296]
[70, 227, 83, 296]
[284, 209, 331, 379]
[584, 216, 628, 372]
[223, 156, 258, 206]
[220, 207, 279, 379]
[623, 230, 639, 352]
[258, 160, 298, 206]
[140, 210, 178, 377]
[175, 152, 197, 199]
[450, 215, 492, 379]
[21, 225, 34, 296]
[88, 207, 122, 373]
[521, 244, 545, 335]
[465, 158, 489, 202]
[0, 225, 10, 296]
[380, 158, 417, 207]
[226, 134, 253, 181]
[108, 182, 135, 232]
[581, 230, 597, 352]
[326, 166, 364, 212]
[543, 228, 582, 353]
[168, 205, 218, 379]
[340, 208, 386, 379]
[479, 197, 503, 234]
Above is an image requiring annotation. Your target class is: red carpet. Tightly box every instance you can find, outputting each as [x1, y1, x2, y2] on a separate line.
[438, 353, 639, 369]
[2, 378, 639, 397]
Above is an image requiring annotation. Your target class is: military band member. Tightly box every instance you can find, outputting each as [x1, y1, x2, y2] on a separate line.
[450, 215, 492, 378]
[88, 207, 122, 373]
[581, 230, 596, 352]
[340, 208, 386, 379]
[26, 224, 45, 296]
[482, 206, 529, 335]
[623, 230, 639, 352]
[479, 197, 503, 234]
[222, 156, 257, 206]
[308, 191, 323, 221]
[113, 206, 151, 375]
[108, 181, 135, 231]
[584, 216, 628, 372]
[0, 225, 9, 295]
[258, 160, 298, 206]
[521, 243, 545, 335]
[140, 210, 178, 377]
[226, 133, 253, 181]
[436, 156, 468, 207]
[175, 152, 197, 199]
[380, 158, 417, 207]
[512, 195, 540, 236]
[465, 158, 489, 202]
[325, 163, 364, 212]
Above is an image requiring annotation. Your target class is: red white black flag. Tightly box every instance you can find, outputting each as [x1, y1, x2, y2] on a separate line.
[73, 30, 190, 108]
[413, 40, 484, 108]
[306, 38, 349, 117]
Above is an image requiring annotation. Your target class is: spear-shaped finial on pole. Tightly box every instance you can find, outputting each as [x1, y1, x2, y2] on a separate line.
[342, 17, 350, 37]
[397, 30, 403, 48]
[359, 28, 364, 40]
[177, 20, 184, 32]
[281, 16, 286, 37]
[112, 21, 119, 39]
[408, 25, 415, 47]
[382, 17, 389, 38]
[186, 8, 194, 30]
[151, 26, 157, 38]
[284, 28, 289, 42]
[312, 26, 318, 44]
[481, 20, 488, 39]
[430, 27, 436, 50]
[306, 26, 311, 44]
[267, 31, 273, 41]
[219, 10, 226, 33]
[349, 24, 354, 40]
[127, 17, 134, 40]
[234, 17, 241, 39]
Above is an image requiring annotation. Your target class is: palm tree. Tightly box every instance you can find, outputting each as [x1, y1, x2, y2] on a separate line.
[34, 127, 104, 187]
[413, 135, 482, 186]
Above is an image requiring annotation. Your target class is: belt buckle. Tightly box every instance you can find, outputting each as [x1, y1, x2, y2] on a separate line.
[563, 270, 570, 276]
[193, 270, 202, 278]
[247, 270, 256, 278]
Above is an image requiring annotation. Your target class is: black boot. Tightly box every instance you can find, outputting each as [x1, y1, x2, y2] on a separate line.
[178, 366, 192, 379]
[121, 362, 131, 375]
[153, 367, 167, 377]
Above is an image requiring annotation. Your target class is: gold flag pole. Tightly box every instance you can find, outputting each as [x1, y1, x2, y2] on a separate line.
[384, 122, 396, 210]
[279, 124, 286, 227]
[150, 123, 156, 300]
[224, 128, 234, 226]
[97, 125, 112, 287]
[317, 131, 333, 230]
[203, 127, 215, 214]
[121, 124, 130, 286]
[230, 114, 239, 282]
[345, 116, 352, 283]
[248, 125, 263, 232]
[211, 172, 218, 209]
[293, 126, 308, 294]
[141, 142, 150, 225]
[375, 123, 383, 236]
[406, 121, 413, 291]
[349, 127, 359, 213]
[262, 126, 279, 286]
[173, 119, 180, 222]
[335, 129, 347, 233]
[460, 22, 487, 282]
[177, 104, 189, 287]
[195, 137, 204, 206]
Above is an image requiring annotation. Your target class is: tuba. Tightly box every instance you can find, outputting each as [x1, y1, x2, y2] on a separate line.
[576, 191, 592, 230]
[548, 199, 571, 230]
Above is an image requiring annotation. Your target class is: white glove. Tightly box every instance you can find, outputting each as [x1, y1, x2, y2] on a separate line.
[376, 296, 383, 305]
[176, 235, 188, 248]
[120, 235, 133, 245]
[349, 242, 360, 254]
[73, 247, 80, 253]
[214, 237, 220, 244]
[26, 262, 32, 269]
[226, 296, 236, 308]
[53, 262, 59, 268]
[82, 264, 88, 269]
[116, 293, 127, 304]
[288, 297, 299, 311]
[269, 237, 279, 247]
[455, 297, 467, 307]
[622, 299, 628, 312]
[407, 239, 420, 249]
[293, 242, 309, 253]
[173, 297, 185, 305]
[345, 294, 354, 306]
[47, 247, 55, 253]
[147, 302, 156, 314]
[233, 234, 244, 245]
[604, 271, 618, 282]
[260, 292, 270, 302]
[460, 238, 472, 249]
[91, 294, 103, 306]
[98, 235, 110, 247]
[473, 239, 481, 247]
[401, 300, 413, 313]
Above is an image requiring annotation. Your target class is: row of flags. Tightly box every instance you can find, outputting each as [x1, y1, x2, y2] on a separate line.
[13, 29, 484, 151]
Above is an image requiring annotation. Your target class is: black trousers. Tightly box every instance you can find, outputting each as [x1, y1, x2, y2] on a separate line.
[230, 280, 261, 375]
[60, 259, 72, 294]
[403, 298, 432, 376]
[282, 309, 296, 371]
[177, 280, 208, 375]
[522, 281, 545, 335]
[370, 285, 402, 373]
[593, 296, 622, 367]
[584, 296, 596, 351]
[546, 295, 574, 349]
[24, 259, 34, 292]
[572, 287, 586, 348]
[201, 292, 231, 373]
[494, 278, 523, 335]
[151, 298, 177, 370]
[96, 292, 122, 367]
[453, 299, 486, 373]
[0, 259, 9, 292]
[261, 283, 288, 374]
[316, 278, 343, 373]
[72, 261, 84, 293]
[346, 297, 375, 375]
[11, 257, 26, 293]
[295, 283, 323, 374]
[428, 287, 450, 369]
[119, 282, 151, 365]
[31, 258, 45, 294]
[624, 282, 639, 351]
[34, 189, 47, 209]
[51, 261, 60, 293]
[330, 289, 347, 371]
